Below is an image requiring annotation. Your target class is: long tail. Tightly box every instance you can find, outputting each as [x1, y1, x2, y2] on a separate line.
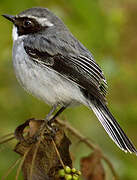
[88, 97, 137, 154]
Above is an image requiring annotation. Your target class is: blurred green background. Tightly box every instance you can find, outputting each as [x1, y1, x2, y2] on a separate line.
[1, 0, 137, 179]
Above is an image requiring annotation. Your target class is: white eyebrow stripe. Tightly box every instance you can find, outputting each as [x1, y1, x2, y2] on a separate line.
[18, 15, 54, 27]
[37, 17, 54, 27]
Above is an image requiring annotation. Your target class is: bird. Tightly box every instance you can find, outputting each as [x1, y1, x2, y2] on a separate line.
[2, 7, 137, 154]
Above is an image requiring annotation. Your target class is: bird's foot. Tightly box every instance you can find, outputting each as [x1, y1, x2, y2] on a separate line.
[14, 118, 58, 145]
[31, 117, 58, 142]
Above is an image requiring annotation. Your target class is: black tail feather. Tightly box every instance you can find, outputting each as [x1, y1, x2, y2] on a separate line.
[89, 97, 137, 154]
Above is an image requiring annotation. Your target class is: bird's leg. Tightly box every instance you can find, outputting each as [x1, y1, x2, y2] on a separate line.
[45, 104, 58, 121]
[45, 106, 68, 137]
[32, 105, 68, 141]
[47, 106, 67, 125]
[39, 105, 68, 139]
[29, 105, 57, 142]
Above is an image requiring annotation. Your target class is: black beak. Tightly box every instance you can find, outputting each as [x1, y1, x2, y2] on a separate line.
[2, 14, 15, 23]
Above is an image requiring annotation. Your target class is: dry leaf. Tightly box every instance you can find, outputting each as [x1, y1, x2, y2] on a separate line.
[14, 119, 72, 180]
[80, 151, 105, 180]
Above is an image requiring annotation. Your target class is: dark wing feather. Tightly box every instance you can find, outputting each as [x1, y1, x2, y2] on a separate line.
[69, 55, 107, 96]
[24, 45, 107, 103]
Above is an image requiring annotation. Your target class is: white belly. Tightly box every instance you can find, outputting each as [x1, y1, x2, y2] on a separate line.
[12, 39, 86, 106]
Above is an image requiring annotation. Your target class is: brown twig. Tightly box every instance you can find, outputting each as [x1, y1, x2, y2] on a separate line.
[16, 147, 31, 180]
[57, 118, 118, 180]
[102, 155, 118, 180]
[0, 130, 29, 145]
[29, 137, 42, 180]
[1, 158, 21, 180]
[52, 138, 65, 169]
[0, 133, 14, 140]
[0, 136, 15, 144]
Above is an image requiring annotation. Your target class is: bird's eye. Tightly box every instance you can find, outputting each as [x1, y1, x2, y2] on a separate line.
[23, 19, 33, 28]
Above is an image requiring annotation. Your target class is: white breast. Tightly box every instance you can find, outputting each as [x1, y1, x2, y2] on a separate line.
[12, 26, 87, 106]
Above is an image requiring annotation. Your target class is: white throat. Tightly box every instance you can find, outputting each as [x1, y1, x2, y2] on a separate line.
[12, 26, 18, 41]
[12, 26, 26, 41]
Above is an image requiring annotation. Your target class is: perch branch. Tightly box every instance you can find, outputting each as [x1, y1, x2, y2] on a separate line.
[57, 118, 118, 180]
[0, 133, 14, 140]
[0, 136, 15, 144]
